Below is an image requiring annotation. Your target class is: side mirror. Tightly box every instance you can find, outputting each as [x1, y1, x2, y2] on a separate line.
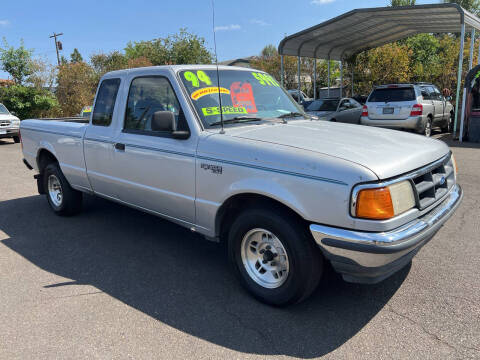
[339, 106, 347, 112]
[151, 111, 190, 139]
[445, 96, 452, 101]
[10, 111, 16, 116]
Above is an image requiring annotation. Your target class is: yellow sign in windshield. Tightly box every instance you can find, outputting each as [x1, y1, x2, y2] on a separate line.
[202, 106, 247, 116]
[191, 87, 230, 100]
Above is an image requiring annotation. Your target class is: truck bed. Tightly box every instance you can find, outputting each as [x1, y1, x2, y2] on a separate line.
[20, 118, 90, 191]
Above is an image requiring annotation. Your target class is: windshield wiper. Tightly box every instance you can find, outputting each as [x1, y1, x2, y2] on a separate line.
[275, 112, 307, 123]
[209, 116, 262, 127]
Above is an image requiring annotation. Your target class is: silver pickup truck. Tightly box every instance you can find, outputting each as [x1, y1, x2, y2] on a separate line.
[20, 65, 463, 306]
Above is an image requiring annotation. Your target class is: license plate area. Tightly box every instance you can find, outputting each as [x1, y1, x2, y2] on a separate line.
[383, 107, 394, 114]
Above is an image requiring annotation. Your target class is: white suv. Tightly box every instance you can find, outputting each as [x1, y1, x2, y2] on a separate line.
[0, 103, 20, 143]
[360, 84, 454, 137]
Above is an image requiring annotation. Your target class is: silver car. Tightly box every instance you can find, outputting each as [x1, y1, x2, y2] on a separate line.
[306, 97, 363, 124]
[361, 84, 454, 137]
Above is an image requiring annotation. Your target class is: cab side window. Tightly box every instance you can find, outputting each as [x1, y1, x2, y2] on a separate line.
[92, 78, 121, 126]
[124, 76, 188, 135]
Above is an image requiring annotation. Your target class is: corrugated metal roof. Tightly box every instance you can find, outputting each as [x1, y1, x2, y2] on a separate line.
[278, 3, 480, 60]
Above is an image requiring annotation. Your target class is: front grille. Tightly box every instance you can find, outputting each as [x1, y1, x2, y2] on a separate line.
[0, 120, 11, 127]
[412, 155, 455, 210]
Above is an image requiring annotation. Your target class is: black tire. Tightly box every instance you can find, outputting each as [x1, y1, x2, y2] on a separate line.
[12, 136, 20, 143]
[43, 162, 83, 216]
[227, 207, 323, 306]
[441, 113, 453, 133]
[330, 118, 337, 122]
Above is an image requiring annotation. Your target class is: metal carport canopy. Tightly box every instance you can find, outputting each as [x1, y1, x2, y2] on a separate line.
[278, 3, 480, 60]
[278, 3, 480, 142]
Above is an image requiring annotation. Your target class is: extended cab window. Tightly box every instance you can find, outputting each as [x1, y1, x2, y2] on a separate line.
[124, 76, 187, 134]
[92, 78, 121, 126]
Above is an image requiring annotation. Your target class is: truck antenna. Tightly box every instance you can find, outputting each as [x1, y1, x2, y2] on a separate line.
[212, 0, 225, 134]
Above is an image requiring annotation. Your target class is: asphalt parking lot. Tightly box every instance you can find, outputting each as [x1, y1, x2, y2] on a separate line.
[0, 134, 479, 359]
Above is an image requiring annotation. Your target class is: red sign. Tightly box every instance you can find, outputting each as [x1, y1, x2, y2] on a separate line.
[230, 82, 257, 113]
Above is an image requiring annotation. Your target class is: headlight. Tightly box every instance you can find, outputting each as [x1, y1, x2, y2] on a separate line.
[11, 119, 20, 125]
[353, 180, 415, 220]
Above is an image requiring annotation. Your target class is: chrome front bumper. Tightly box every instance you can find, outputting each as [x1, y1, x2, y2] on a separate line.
[310, 184, 463, 283]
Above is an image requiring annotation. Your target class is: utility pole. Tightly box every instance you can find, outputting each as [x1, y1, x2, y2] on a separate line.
[49, 32, 63, 65]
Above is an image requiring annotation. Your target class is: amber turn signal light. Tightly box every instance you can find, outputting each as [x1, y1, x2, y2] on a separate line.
[356, 187, 394, 220]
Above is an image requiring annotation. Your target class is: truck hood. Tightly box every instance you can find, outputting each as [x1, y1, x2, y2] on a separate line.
[224, 121, 449, 179]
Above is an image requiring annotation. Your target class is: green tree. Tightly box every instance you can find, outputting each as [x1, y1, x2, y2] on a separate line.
[443, 0, 480, 14]
[0, 38, 34, 85]
[125, 28, 213, 65]
[260, 44, 278, 59]
[90, 51, 128, 78]
[390, 0, 416, 6]
[0, 85, 60, 119]
[56, 61, 97, 116]
[70, 48, 83, 63]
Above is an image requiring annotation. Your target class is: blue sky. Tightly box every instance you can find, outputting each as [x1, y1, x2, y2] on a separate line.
[0, 0, 433, 78]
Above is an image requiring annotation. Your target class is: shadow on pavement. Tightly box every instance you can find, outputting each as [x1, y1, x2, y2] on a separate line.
[435, 133, 480, 149]
[0, 195, 409, 358]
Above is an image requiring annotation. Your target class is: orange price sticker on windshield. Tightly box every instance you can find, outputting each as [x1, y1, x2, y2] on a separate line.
[230, 82, 258, 113]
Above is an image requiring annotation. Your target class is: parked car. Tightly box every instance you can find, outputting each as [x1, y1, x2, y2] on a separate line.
[306, 97, 363, 124]
[287, 89, 313, 107]
[361, 83, 454, 136]
[79, 105, 93, 118]
[20, 65, 462, 306]
[0, 103, 20, 143]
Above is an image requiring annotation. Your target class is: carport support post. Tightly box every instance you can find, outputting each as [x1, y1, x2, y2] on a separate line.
[297, 56, 301, 95]
[460, 88, 467, 142]
[313, 58, 317, 100]
[454, 23, 465, 139]
[327, 57, 331, 97]
[340, 61, 343, 98]
[280, 55, 284, 88]
[351, 67, 354, 97]
[469, 29, 476, 70]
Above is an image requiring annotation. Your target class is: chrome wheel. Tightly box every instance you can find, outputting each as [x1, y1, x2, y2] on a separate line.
[425, 119, 432, 137]
[48, 174, 63, 207]
[240, 228, 290, 289]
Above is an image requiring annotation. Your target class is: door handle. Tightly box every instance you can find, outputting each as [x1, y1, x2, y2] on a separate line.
[114, 143, 125, 151]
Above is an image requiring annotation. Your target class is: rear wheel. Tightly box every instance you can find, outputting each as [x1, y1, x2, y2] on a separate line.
[13, 136, 20, 143]
[423, 117, 432, 137]
[43, 163, 83, 216]
[441, 113, 453, 133]
[228, 207, 323, 306]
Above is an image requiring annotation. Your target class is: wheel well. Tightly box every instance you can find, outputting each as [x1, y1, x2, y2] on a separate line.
[37, 149, 58, 173]
[215, 193, 306, 242]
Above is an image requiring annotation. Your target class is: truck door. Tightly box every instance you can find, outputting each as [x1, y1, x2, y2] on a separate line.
[432, 86, 446, 122]
[84, 77, 122, 199]
[109, 73, 196, 224]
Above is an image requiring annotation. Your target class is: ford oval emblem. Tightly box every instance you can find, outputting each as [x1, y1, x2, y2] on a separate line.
[439, 176, 446, 185]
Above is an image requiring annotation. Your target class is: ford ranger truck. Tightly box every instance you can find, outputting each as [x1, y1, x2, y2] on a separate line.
[20, 65, 463, 306]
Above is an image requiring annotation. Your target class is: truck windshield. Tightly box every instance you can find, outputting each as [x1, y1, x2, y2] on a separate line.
[0, 104, 9, 114]
[179, 69, 305, 127]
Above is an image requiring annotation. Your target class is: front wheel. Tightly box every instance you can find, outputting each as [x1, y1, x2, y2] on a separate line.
[13, 136, 20, 143]
[43, 163, 83, 216]
[228, 208, 323, 306]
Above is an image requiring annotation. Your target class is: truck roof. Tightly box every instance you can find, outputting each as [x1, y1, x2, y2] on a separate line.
[103, 64, 255, 77]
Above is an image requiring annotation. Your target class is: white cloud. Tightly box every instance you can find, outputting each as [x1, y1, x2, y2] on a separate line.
[214, 24, 241, 31]
[311, 0, 335, 4]
[251, 19, 270, 26]
[0, 20, 10, 27]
